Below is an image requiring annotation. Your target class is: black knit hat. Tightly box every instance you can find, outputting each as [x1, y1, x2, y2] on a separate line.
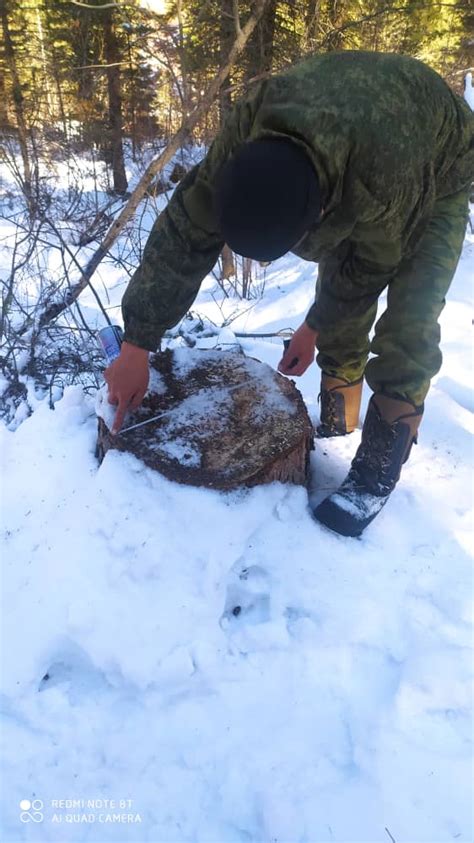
[214, 137, 321, 261]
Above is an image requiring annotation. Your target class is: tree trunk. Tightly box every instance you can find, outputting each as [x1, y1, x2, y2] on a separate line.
[303, 0, 320, 52]
[125, 28, 137, 160]
[246, 0, 277, 80]
[35, 6, 54, 118]
[102, 8, 128, 194]
[52, 63, 69, 142]
[218, 0, 236, 278]
[1, 0, 34, 213]
[327, 0, 345, 50]
[176, 0, 191, 121]
[96, 349, 314, 490]
[242, 257, 253, 298]
[220, 244, 236, 280]
[219, 0, 234, 122]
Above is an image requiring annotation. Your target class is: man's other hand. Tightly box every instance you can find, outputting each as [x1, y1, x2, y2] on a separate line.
[277, 322, 318, 376]
[104, 341, 150, 434]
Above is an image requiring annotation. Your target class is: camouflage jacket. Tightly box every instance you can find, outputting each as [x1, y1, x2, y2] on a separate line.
[122, 51, 474, 351]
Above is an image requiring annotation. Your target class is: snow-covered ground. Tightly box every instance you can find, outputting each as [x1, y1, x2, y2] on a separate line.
[1, 182, 473, 842]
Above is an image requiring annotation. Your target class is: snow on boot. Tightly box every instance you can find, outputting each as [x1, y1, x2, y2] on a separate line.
[313, 394, 423, 537]
[317, 374, 363, 437]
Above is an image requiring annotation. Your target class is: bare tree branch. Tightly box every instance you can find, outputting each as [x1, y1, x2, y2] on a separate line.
[73, 61, 126, 70]
[221, 69, 272, 96]
[233, 0, 242, 37]
[320, 2, 470, 47]
[44, 217, 112, 326]
[70, 1, 124, 9]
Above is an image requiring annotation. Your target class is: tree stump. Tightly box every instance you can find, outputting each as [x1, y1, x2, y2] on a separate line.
[96, 349, 314, 490]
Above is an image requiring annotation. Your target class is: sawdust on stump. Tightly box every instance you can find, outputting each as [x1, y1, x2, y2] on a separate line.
[96, 348, 314, 490]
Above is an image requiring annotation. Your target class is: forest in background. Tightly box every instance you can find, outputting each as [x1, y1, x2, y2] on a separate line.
[2, 0, 473, 196]
[0, 0, 473, 426]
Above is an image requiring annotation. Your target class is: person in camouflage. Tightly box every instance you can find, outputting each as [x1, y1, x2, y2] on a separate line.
[106, 50, 474, 537]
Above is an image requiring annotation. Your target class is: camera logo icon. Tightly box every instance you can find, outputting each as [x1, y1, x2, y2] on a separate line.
[20, 799, 44, 823]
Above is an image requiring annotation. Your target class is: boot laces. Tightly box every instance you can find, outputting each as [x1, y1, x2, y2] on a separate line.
[349, 411, 397, 494]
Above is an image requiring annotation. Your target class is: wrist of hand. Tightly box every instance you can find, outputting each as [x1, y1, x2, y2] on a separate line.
[121, 340, 149, 359]
[303, 321, 318, 336]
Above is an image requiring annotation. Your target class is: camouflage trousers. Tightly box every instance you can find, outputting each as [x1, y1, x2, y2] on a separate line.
[315, 187, 470, 407]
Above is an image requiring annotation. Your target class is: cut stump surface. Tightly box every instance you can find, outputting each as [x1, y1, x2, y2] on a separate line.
[97, 348, 313, 490]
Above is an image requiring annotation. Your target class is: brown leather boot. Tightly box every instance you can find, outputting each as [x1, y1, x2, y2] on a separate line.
[313, 393, 423, 537]
[317, 374, 363, 437]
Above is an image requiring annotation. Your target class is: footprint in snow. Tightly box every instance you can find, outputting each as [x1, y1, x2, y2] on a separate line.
[38, 640, 111, 700]
[220, 564, 271, 628]
[284, 606, 320, 640]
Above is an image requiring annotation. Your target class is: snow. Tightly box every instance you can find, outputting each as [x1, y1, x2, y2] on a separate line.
[464, 72, 474, 111]
[328, 487, 385, 519]
[154, 435, 201, 467]
[1, 187, 473, 841]
[98, 349, 297, 439]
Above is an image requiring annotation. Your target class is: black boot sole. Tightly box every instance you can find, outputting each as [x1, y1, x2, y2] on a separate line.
[315, 425, 353, 439]
[312, 491, 389, 537]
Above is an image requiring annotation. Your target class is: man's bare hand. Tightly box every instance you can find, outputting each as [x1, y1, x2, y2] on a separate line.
[104, 341, 150, 434]
[278, 322, 318, 376]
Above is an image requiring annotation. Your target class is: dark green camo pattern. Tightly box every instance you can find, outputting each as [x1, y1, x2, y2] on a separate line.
[122, 51, 473, 400]
[315, 186, 470, 404]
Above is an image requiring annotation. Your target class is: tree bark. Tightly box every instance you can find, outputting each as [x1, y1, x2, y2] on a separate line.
[102, 7, 128, 194]
[220, 243, 236, 280]
[1, 0, 34, 213]
[246, 0, 277, 80]
[35, 6, 54, 117]
[219, 0, 234, 122]
[218, 0, 236, 279]
[302, 0, 320, 52]
[32, 0, 269, 334]
[242, 256, 253, 299]
[176, 0, 191, 121]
